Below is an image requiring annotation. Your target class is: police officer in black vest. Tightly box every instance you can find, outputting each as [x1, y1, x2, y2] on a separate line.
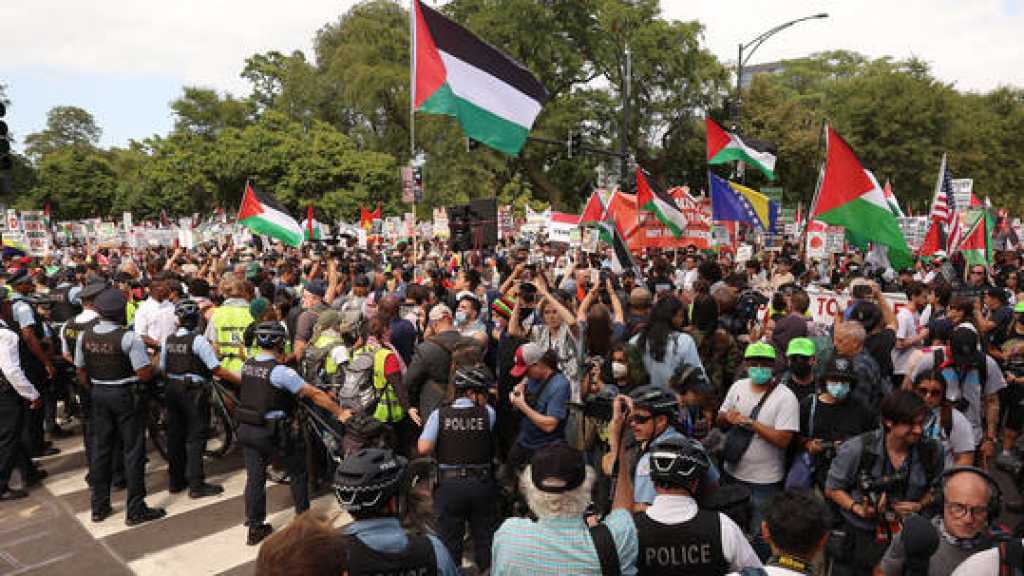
[632, 436, 762, 575]
[75, 287, 166, 525]
[8, 269, 57, 458]
[236, 321, 350, 546]
[60, 281, 123, 488]
[0, 296, 46, 500]
[161, 299, 241, 498]
[417, 364, 498, 572]
[333, 448, 460, 576]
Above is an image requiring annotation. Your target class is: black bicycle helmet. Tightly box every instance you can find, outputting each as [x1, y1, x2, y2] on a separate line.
[648, 435, 710, 489]
[629, 385, 679, 416]
[253, 321, 288, 349]
[452, 365, 493, 392]
[333, 448, 407, 513]
[175, 299, 200, 327]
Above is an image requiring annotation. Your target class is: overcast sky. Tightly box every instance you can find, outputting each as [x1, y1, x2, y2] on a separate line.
[3, 0, 1022, 150]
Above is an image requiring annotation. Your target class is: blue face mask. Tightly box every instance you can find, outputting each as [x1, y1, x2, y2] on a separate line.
[748, 366, 773, 385]
[826, 381, 850, 400]
[455, 311, 468, 325]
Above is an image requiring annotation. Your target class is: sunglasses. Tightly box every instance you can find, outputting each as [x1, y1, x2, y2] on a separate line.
[628, 414, 653, 425]
[916, 387, 943, 398]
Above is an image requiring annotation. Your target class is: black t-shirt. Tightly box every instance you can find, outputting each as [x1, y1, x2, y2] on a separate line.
[988, 305, 1013, 349]
[864, 328, 897, 380]
[799, 394, 876, 442]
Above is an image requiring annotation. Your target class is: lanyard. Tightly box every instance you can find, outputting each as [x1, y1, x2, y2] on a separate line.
[769, 554, 813, 575]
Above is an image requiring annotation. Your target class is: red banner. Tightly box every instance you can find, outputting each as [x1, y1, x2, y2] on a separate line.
[633, 187, 711, 249]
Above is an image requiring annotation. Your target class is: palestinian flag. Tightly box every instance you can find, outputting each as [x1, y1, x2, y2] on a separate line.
[958, 211, 993, 267]
[706, 117, 777, 180]
[810, 125, 912, 269]
[636, 168, 685, 238]
[594, 216, 638, 275]
[579, 189, 606, 229]
[237, 182, 303, 247]
[413, 0, 549, 156]
[883, 179, 904, 217]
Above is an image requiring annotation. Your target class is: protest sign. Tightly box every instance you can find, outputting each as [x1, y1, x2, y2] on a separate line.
[21, 210, 50, 256]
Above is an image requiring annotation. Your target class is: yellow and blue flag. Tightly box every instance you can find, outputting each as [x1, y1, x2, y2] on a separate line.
[709, 172, 779, 233]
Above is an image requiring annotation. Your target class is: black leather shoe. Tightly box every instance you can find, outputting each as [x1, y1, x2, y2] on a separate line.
[126, 506, 167, 526]
[189, 483, 224, 499]
[0, 489, 29, 501]
[168, 483, 187, 494]
[247, 523, 273, 546]
[22, 469, 48, 488]
[92, 506, 113, 522]
[34, 447, 60, 458]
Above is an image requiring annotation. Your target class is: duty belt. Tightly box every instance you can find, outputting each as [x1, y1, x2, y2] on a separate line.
[438, 466, 491, 481]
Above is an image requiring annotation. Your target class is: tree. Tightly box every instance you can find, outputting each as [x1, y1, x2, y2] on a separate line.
[27, 147, 117, 218]
[23, 106, 102, 162]
[170, 87, 253, 138]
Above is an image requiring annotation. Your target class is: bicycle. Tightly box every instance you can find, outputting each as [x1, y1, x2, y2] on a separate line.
[146, 378, 236, 462]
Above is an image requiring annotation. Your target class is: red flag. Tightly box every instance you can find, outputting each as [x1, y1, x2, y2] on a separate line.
[307, 205, 314, 239]
[810, 126, 874, 220]
[372, 202, 382, 220]
[579, 190, 605, 225]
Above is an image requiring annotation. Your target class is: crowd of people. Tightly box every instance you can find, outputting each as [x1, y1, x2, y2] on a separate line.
[3, 233, 1024, 575]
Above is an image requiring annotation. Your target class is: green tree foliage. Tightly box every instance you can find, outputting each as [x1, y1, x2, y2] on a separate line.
[25, 147, 117, 217]
[23, 106, 102, 162]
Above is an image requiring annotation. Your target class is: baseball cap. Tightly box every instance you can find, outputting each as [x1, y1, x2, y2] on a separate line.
[79, 282, 108, 301]
[744, 341, 777, 360]
[824, 356, 856, 381]
[1014, 301, 1024, 314]
[530, 442, 586, 493]
[511, 342, 546, 377]
[304, 280, 327, 298]
[986, 286, 1008, 304]
[786, 337, 816, 358]
[7, 268, 32, 286]
[428, 304, 453, 322]
[950, 326, 981, 366]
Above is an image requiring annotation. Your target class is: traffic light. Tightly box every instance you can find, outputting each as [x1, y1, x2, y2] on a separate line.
[0, 103, 10, 172]
[413, 165, 423, 203]
[567, 129, 583, 159]
[449, 205, 471, 252]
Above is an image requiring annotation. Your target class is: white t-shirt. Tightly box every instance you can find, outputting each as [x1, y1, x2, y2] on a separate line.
[924, 407, 975, 469]
[729, 566, 805, 576]
[893, 307, 921, 375]
[950, 543, 1003, 575]
[719, 378, 800, 484]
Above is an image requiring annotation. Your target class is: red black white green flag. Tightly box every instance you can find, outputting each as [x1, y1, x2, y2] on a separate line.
[412, 0, 548, 156]
[237, 182, 304, 247]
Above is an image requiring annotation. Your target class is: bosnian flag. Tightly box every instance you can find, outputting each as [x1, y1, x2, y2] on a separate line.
[706, 117, 777, 180]
[412, 0, 549, 156]
[237, 182, 304, 247]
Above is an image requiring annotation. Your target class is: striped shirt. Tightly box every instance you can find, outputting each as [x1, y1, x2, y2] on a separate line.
[491, 509, 638, 575]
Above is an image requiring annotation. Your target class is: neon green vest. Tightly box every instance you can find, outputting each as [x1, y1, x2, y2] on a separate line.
[212, 305, 253, 373]
[126, 299, 138, 326]
[356, 344, 403, 423]
[311, 333, 343, 376]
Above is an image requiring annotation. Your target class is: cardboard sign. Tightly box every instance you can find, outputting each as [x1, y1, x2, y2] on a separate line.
[804, 288, 908, 326]
[21, 211, 50, 256]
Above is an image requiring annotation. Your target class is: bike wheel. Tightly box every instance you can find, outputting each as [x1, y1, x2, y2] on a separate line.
[147, 396, 170, 463]
[204, 402, 234, 458]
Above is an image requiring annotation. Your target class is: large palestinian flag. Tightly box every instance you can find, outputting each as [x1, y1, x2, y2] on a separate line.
[636, 168, 686, 238]
[237, 183, 304, 247]
[413, 0, 549, 156]
[706, 117, 777, 180]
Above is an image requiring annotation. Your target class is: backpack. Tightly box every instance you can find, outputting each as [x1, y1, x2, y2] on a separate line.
[337, 346, 380, 415]
[300, 336, 342, 387]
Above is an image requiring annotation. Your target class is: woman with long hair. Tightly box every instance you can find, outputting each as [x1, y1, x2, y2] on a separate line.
[629, 296, 704, 389]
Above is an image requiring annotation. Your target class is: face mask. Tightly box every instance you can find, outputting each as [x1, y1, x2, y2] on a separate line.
[826, 381, 850, 400]
[455, 311, 468, 325]
[790, 358, 813, 379]
[612, 361, 627, 380]
[748, 366, 773, 385]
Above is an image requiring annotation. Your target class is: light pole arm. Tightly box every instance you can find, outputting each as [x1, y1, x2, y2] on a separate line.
[740, 13, 828, 68]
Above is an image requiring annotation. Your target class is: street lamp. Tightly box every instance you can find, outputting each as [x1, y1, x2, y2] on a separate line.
[733, 13, 828, 131]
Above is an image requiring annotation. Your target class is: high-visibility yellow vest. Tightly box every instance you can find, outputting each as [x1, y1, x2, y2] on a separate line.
[355, 344, 403, 423]
[211, 305, 253, 373]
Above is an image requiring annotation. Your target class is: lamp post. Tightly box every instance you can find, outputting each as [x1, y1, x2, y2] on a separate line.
[733, 13, 828, 131]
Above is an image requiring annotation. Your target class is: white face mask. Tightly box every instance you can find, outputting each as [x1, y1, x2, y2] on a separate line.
[612, 361, 627, 380]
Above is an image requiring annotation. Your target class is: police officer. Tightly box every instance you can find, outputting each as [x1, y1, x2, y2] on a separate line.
[417, 365, 498, 572]
[631, 436, 761, 575]
[161, 299, 241, 498]
[0, 294, 45, 500]
[46, 267, 81, 437]
[60, 281, 123, 488]
[75, 287, 166, 525]
[333, 448, 460, 576]
[8, 269, 57, 457]
[49, 268, 83, 326]
[236, 321, 350, 546]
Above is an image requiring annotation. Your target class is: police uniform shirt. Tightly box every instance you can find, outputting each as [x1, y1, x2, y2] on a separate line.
[0, 320, 39, 401]
[418, 398, 495, 469]
[10, 295, 37, 330]
[643, 494, 761, 573]
[55, 283, 83, 307]
[60, 309, 99, 358]
[73, 320, 151, 385]
[158, 327, 221, 382]
[248, 352, 305, 419]
[343, 517, 460, 576]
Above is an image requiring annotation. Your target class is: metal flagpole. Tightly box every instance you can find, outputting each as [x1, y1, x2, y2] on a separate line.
[409, 0, 418, 266]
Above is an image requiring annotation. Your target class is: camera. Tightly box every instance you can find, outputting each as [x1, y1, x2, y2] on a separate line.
[859, 470, 907, 495]
[733, 289, 768, 328]
[519, 282, 537, 305]
[851, 284, 873, 300]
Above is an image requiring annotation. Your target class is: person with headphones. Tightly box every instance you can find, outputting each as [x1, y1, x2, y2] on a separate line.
[160, 299, 242, 499]
[236, 321, 350, 546]
[878, 466, 1004, 576]
[631, 435, 762, 575]
[333, 448, 460, 576]
[416, 364, 499, 573]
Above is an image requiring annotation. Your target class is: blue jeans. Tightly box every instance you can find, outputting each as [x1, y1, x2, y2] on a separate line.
[724, 471, 782, 560]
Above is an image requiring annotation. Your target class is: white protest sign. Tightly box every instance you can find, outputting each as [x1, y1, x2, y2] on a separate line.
[21, 210, 50, 256]
[803, 288, 909, 326]
[123, 212, 133, 234]
[7, 209, 18, 231]
[736, 244, 753, 264]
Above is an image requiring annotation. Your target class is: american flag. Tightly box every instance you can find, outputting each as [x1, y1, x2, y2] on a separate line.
[929, 154, 955, 226]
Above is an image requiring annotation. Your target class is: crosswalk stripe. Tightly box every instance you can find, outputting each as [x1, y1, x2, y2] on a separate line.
[72, 468, 251, 540]
[126, 494, 336, 576]
[44, 454, 168, 497]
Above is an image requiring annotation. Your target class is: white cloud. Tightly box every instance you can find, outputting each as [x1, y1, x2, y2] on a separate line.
[661, 0, 1024, 93]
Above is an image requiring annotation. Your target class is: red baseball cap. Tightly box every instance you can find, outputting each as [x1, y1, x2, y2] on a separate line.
[510, 342, 545, 378]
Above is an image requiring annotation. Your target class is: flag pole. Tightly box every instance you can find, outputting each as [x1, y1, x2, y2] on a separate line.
[409, 0, 416, 160]
[800, 120, 827, 257]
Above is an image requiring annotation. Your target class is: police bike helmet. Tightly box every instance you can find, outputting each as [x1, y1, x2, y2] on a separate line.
[648, 436, 711, 490]
[174, 299, 201, 328]
[333, 448, 407, 514]
[452, 365, 493, 392]
[629, 385, 679, 416]
[253, 321, 288, 350]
